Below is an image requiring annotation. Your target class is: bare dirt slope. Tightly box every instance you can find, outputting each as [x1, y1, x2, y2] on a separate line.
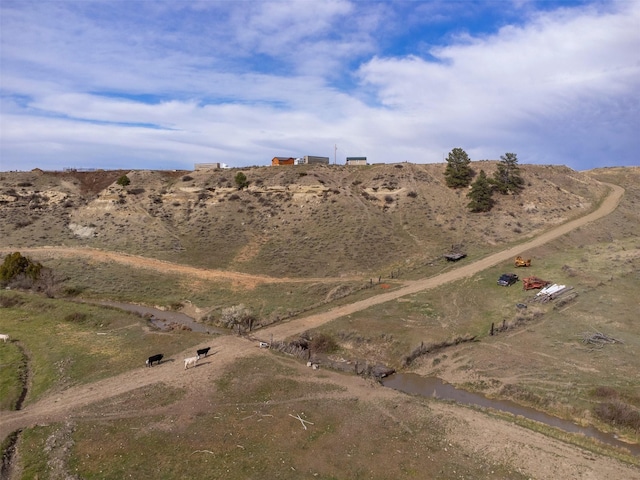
[2, 181, 637, 479]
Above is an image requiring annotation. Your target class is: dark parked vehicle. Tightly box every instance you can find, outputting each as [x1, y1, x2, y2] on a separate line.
[497, 273, 519, 286]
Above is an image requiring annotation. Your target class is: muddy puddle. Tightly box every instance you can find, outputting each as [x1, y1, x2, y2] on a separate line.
[383, 373, 639, 456]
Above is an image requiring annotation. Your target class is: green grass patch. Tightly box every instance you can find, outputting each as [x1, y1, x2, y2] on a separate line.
[0, 340, 25, 410]
[14, 425, 57, 478]
[0, 291, 209, 408]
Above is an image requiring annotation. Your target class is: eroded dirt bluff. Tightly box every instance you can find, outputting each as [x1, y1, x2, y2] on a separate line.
[0, 164, 608, 277]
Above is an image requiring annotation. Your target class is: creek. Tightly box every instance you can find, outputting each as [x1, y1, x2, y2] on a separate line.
[382, 373, 639, 457]
[86, 300, 224, 334]
[83, 300, 639, 457]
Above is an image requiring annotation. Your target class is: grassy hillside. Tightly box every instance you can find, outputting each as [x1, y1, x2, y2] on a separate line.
[0, 163, 607, 278]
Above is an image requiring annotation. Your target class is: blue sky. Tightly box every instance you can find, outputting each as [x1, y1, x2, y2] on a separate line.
[1, 0, 638, 171]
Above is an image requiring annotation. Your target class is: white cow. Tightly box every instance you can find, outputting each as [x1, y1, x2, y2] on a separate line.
[184, 355, 200, 369]
[0, 334, 9, 343]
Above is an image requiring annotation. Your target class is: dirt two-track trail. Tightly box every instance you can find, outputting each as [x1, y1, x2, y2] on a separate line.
[0, 182, 628, 464]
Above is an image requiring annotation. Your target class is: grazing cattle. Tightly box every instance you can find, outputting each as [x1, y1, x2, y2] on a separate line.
[196, 347, 211, 357]
[184, 355, 200, 369]
[0, 334, 9, 343]
[146, 353, 163, 367]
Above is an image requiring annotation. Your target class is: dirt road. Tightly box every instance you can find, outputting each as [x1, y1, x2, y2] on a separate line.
[260, 182, 624, 341]
[3, 247, 359, 288]
[2, 182, 636, 479]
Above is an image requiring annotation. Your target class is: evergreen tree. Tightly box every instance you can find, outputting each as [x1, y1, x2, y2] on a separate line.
[467, 170, 495, 212]
[444, 148, 473, 188]
[234, 172, 249, 190]
[116, 174, 131, 187]
[493, 152, 524, 194]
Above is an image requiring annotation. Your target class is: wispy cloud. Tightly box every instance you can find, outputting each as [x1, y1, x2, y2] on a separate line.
[1, 0, 638, 171]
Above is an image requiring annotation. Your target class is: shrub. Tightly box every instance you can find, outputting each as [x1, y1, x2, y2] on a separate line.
[0, 295, 23, 308]
[309, 333, 338, 353]
[61, 286, 85, 296]
[220, 304, 255, 332]
[593, 386, 619, 399]
[0, 252, 43, 287]
[594, 400, 640, 430]
[407, 191, 418, 198]
[65, 312, 88, 322]
[14, 220, 32, 229]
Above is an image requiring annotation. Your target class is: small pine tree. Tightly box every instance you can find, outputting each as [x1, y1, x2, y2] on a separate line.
[234, 172, 249, 190]
[493, 152, 524, 195]
[467, 170, 495, 212]
[444, 148, 473, 188]
[116, 175, 131, 187]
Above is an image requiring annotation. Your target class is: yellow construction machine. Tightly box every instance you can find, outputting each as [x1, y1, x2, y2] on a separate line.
[515, 256, 531, 267]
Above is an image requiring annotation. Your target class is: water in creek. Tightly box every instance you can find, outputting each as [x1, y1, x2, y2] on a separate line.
[87, 300, 224, 334]
[382, 373, 639, 457]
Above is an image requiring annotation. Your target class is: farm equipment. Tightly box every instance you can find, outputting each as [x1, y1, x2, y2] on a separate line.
[514, 256, 531, 267]
[522, 276, 551, 291]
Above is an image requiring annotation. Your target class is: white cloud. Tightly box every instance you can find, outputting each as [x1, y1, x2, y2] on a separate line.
[356, 1, 640, 166]
[0, 1, 638, 171]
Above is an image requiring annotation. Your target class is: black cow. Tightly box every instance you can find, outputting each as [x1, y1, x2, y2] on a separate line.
[196, 347, 211, 357]
[146, 353, 163, 367]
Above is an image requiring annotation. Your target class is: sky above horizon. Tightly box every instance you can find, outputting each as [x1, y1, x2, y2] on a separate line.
[1, 0, 639, 172]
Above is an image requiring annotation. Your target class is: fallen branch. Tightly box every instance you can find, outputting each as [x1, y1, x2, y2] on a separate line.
[289, 413, 314, 430]
[191, 450, 214, 455]
[579, 330, 624, 348]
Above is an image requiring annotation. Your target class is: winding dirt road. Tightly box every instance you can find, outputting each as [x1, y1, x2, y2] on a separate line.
[2, 182, 637, 479]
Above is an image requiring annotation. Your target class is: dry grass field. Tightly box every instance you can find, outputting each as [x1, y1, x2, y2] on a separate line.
[1, 164, 638, 479]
